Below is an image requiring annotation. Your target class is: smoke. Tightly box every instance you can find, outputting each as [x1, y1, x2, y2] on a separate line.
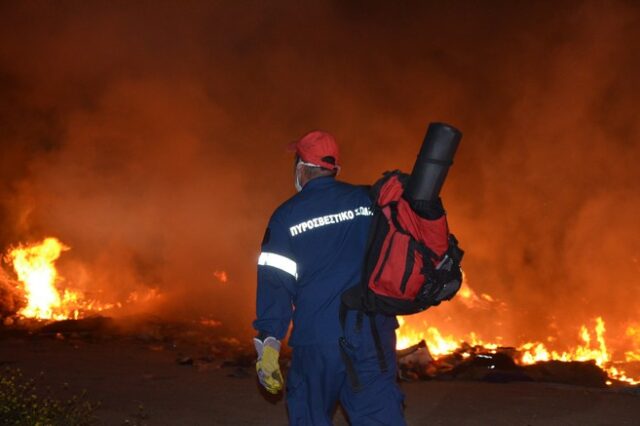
[0, 1, 638, 346]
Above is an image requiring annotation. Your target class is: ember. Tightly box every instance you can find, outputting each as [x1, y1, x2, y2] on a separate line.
[213, 270, 228, 284]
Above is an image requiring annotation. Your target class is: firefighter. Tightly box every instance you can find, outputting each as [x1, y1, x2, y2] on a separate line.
[253, 130, 406, 425]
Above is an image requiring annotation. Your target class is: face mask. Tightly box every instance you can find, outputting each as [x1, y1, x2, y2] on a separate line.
[294, 162, 304, 192]
[294, 160, 326, 192]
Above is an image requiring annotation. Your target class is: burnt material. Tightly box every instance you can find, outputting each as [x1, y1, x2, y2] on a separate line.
[396, 343, 611, 388]
[404, 122, 462, 203]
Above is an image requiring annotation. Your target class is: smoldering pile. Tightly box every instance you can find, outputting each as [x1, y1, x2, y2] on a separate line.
[397, 340, 640, 389]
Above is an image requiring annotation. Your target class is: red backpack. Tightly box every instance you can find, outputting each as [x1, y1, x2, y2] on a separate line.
[342, 170, 464, 317]
[339, 171, 464, 390]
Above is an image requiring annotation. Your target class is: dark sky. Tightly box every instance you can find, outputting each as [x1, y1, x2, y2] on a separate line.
[0, 1, 639, 348]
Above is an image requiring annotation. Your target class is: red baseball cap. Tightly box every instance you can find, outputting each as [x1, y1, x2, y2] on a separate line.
[288, 130, 340, 171]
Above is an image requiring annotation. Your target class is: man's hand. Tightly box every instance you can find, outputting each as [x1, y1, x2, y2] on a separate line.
[253, 336, 284, 394]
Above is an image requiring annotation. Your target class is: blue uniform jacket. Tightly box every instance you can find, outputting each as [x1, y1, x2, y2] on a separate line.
[253, 176, 397, 346]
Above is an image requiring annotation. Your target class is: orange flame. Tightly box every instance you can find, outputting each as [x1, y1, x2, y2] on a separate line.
[396, 316, 640, 385]
[6, 237, 71, 320]
[213, 270, 228, 283]
[625, 324, 640, 362]
[5, 237, 161, 321]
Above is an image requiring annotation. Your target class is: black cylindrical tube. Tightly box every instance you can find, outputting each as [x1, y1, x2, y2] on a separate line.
[404, 122, 462, 202]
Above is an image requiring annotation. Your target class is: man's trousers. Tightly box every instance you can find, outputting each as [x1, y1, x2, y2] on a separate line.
[286, 314, 405, 425]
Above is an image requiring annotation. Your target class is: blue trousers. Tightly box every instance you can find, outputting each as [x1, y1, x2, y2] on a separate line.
[286, 314, 406, 425]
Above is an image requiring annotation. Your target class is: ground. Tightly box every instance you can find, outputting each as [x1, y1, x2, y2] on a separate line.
[1, 335, 639, 425]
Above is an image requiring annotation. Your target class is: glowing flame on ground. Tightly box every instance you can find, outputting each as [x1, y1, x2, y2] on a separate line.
[4, 237, 161, 321]
[518, 318, 639, 385]
[396, 316, 640, 385]
[6, 237, 70, 320]
[396, 317, 499, 356]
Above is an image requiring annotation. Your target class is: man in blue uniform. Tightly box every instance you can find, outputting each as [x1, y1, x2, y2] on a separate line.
[253, 130, 406, 425]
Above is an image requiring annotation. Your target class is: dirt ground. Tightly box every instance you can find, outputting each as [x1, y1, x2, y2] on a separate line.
[1, 336, 639, 425]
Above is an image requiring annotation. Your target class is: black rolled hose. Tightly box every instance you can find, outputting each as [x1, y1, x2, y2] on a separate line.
[404, 122, 462, 205]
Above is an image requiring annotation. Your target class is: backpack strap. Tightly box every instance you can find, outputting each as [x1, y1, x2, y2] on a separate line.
[368, 313, 389, 373]
[356, 310, 364, 332]
[339, 303, 363, 392]
[369, 170, 408, 206]
[399, 239, 417, 294]
[339, 306, 390, 392]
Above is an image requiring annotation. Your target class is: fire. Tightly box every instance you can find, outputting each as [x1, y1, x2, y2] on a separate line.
[4, 237, 161, 321]
[213, 270, 228, 283]
[396, 279, 501, 355]
[396, 316, 640, 385]
[397, 317, 463, 356]
[6, 237, 71, 320]
[517, 318, 639, 385]
[456, 272, 495, 310]
[625, 324, 640, 362]
[520, 318, 608, 366]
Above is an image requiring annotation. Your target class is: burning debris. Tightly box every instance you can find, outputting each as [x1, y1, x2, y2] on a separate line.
[0, 237, 251, 375]
[397, 340, 610, 387]
[396, 316, 640, 387]
[1, 237, 162, 323]
[5, 237, 68, 320]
